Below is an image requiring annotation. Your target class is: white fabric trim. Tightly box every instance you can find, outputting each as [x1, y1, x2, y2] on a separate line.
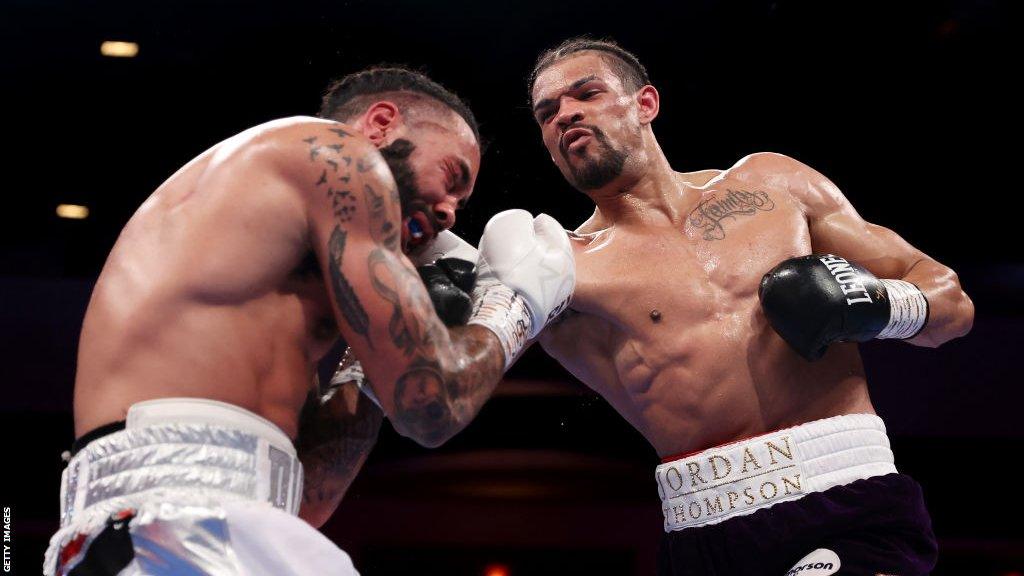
[656, 414, 896, 532]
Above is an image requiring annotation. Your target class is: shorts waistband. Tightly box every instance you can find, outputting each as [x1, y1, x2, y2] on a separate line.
[656, 413, 896, 532]
[61, 398, 303, 528]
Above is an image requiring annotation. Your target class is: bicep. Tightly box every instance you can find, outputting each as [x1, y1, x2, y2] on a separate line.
[782, 156, 928, 279]
[809, 209, 928, 279]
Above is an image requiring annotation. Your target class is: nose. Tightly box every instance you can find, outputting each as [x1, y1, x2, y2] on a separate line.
[432, 198, 457, 231]
[556, 107, 584, 130]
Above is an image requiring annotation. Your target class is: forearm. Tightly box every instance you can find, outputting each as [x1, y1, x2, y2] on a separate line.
[447, 325, 507, 430]
[389, 324, 505, 448]
[296, 382, 383, 528]
[901, 259, 974, 347]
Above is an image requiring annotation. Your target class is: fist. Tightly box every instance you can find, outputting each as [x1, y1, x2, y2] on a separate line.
[478, 209, 576, 338]
[759, 254, 890, 361]
[418, 257, 477, 326]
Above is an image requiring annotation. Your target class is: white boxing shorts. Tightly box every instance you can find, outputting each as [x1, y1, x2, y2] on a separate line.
[44, 398, 359, 575]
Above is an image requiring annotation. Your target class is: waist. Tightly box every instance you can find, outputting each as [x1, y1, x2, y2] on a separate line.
[61, 398, 303, 528]
[656, 413, 896, 531]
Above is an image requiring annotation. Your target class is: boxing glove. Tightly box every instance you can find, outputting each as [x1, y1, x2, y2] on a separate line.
[469, 209, 575, 367]
[409, 230, 479, 326]
[759, 254, 928, 361]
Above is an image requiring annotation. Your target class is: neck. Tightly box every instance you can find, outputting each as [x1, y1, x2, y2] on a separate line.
[584, 137, 691, 227]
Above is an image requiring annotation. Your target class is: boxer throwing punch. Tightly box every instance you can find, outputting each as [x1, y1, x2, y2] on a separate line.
[499, 38, 970, 576]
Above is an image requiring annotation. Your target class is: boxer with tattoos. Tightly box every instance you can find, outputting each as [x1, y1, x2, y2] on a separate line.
[511, 38, 972, 575]
[46, 67, 573, 575]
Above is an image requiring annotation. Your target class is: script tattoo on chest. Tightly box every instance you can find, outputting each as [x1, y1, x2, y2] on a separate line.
[688, 189, 776, 240]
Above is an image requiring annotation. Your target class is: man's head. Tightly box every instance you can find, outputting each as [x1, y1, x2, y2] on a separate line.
[320, 67, 481, 251]
[529, 38, 659, 193]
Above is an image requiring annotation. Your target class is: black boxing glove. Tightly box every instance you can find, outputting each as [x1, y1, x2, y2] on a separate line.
[758, 254, 929, 361]
[417, 257, 477, 326]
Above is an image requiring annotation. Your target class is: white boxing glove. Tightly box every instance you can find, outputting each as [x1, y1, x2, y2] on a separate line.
[468, 209, 575, 367]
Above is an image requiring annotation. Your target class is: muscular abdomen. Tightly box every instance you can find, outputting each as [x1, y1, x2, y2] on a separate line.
[545, 226, 874, 459]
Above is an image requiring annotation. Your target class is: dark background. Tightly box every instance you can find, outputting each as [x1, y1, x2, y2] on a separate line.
[2, 0, 1021, 574]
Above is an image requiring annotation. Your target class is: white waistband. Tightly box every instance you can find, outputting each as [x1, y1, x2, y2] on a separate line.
[61, 398, 303, 529]
[656, 413, 896, 531]
[126, 397, 296, 456]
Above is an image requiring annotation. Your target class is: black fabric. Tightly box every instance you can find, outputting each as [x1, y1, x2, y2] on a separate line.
[67, 512, 136, 576]
[657, 474, 938, 576]
[71, 421, 126, 456]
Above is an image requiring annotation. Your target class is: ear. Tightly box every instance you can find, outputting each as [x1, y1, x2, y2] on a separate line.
[636, 85, 660, 125]
[361, 101, 403, 145]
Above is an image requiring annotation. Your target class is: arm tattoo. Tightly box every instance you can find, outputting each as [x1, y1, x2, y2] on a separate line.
[359, 162, 503, 443]
[367, 250, 420, 356]
[687, 189, 775, 240]
[365, 184, 400, 250]
[305, 128, 373, 344]
[393, 327, 503, 446]
[307, 123, 504, 445]
[327, 227, 371, 344]
[296, 387, 382, 507]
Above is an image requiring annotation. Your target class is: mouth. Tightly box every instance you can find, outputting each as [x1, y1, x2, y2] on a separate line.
[560, 127, 592, 155]
[403, 211, 436, 250]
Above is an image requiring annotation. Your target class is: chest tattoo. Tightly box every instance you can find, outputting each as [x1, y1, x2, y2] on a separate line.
[687, 189, 775, 240]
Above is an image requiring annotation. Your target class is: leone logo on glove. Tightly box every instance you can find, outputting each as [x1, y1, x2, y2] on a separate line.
[818, 255, 876, 305]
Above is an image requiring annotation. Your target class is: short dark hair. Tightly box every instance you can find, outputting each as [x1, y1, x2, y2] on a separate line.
[529, 37, 650, 102]
[319, 66, 480, 144]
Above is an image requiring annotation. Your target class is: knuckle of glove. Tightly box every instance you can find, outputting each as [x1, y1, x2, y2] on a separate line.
[417, 263, 472, 326]
[435, 257, 477, 294]
[759, 255, 853, 361]
[479, 209, 576, 332]
[760, 254, 890, 360]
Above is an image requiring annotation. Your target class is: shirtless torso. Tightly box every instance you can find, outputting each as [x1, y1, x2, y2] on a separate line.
[74, 121, 337, 439]
[541, 158, 872, 458]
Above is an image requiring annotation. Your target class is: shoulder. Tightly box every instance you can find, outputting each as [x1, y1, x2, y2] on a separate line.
[250, 117, 390, 182]
[253, 117, 398, 213]
[731, 151, 809, 175]
[678, 169, 723, 187]
[730, 152, 846, 213]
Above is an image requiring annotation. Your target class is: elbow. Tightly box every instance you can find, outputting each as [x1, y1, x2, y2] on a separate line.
[943, 269, 975, 340]
[917, 282, 975, 348]
[299, 502, 335, 529]
[950, 288, 975, 340]
[393, 421, 456, 449]
[410, 432, 451, 450]
[389, 393, 461, 449]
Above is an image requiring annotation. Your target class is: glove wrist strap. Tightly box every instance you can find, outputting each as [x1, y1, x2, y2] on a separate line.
[876, 279, 929, 340]
[467, 279, 534, 370]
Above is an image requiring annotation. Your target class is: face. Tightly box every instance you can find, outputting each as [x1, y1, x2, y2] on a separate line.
[383, 112, 480, 253]
[531, 52, 643, 191]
